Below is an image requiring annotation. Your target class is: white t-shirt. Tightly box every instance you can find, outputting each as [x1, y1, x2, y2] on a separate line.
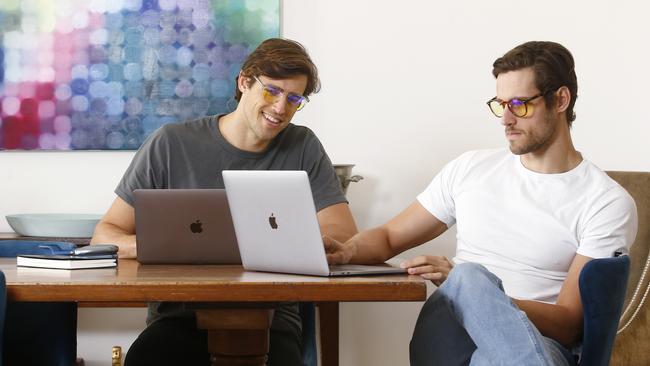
[417, 149, 638, 304]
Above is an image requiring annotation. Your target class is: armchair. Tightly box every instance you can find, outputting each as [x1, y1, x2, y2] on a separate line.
[606, 171, 650, 366]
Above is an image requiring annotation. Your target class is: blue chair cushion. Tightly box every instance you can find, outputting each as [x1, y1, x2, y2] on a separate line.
[579, 256, 630, 366]
[4, 302, 77, 366]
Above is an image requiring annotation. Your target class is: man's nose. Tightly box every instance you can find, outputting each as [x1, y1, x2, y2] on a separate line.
[271, 96, 287, 115]
[501, 107, 516, 126]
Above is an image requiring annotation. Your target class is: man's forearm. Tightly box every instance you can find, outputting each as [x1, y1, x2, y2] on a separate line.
[320, 222, 357, 244]
[514, 299, 582, 347]
[317, 202, 359, 244]
[348, 227, 397, 264]
[91, 222, 137, 258]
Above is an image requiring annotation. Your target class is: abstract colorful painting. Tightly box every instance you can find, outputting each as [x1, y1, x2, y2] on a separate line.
[0, 0, 280, 150]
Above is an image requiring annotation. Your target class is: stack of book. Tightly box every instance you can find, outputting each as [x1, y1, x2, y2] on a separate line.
[17, 254, 117, 270]
[17, 244, 119, 270]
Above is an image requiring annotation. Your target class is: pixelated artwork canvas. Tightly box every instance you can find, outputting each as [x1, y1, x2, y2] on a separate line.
[0, 0, 280, 150]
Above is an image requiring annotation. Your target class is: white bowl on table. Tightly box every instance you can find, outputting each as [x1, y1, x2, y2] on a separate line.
[5, 213, 103, 238]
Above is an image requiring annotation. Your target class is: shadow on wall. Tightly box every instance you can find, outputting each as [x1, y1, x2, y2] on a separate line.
[344, 168, 423, 228]
[344, 172, 382, 228]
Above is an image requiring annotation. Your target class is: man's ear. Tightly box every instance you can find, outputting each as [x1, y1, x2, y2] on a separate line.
[556, 86, 571, 114]
[237, 71, 251, 94]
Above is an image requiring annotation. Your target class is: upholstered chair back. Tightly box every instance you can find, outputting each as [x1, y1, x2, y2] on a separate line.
[607, 171, 650, 366]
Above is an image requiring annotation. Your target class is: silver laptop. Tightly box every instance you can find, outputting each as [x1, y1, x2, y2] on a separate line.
[134, 189, 241, 264]
[222, 170, 406, 277]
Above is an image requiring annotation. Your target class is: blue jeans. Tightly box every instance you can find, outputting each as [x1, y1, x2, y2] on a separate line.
[410, 263, 576, 366]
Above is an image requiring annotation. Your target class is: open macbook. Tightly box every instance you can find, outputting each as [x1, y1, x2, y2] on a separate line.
[134, 189, 240, 264]
[222, 170, 406, 276]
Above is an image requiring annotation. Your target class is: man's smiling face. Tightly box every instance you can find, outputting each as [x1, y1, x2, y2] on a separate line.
[238, 74, 308, 149]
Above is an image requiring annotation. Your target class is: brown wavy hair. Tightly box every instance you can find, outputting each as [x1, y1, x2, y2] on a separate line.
[234, 38, 320, 102]
[492, 41, 578, 127]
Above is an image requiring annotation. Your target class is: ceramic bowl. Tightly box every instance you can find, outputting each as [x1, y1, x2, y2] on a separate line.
[6, 213, 103, 238]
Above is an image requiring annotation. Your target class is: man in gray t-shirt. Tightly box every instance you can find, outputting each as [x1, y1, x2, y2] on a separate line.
[92, 38, 358, 366]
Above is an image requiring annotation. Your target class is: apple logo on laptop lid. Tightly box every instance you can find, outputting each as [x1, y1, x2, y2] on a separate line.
[190, 220, 203, 233]
[268, 213, 278, 229]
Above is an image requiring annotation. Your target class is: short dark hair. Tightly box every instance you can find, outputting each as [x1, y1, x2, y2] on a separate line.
[492, 41, 578, 126]
[234, 38, 320, 102]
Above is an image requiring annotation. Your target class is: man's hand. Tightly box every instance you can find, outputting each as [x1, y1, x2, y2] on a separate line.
[323, 235, 357, 265]
[400, 255, 454, 286]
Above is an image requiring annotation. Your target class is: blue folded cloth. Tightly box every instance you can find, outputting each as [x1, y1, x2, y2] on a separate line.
[0, 240, 76, 257]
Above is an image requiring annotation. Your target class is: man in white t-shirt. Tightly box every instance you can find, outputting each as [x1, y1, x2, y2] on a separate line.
[324, 41, 638, 365]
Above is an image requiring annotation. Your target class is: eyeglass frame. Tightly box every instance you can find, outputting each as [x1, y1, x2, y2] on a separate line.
[253, 75, 310, 111]
[486, 89, 555, 118]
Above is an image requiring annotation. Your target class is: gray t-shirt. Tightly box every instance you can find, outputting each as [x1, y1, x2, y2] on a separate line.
[115, 115, 347, 333]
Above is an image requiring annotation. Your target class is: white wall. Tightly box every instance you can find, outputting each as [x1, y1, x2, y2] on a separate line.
[2, 1, 650, 365]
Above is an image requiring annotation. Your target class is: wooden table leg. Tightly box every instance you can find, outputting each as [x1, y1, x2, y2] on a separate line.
[318, 302, 339, 366]
[195, 308, 274, 366]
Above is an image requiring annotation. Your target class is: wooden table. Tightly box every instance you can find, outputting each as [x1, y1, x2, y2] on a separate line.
[2, 258, 426, 365]
[0, 232, 92, 246]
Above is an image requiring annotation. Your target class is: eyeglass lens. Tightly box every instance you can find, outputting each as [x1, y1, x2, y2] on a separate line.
[487, 91, 552, 118]
[258, 80, 307, 111]
[488, 98, 530, 118]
